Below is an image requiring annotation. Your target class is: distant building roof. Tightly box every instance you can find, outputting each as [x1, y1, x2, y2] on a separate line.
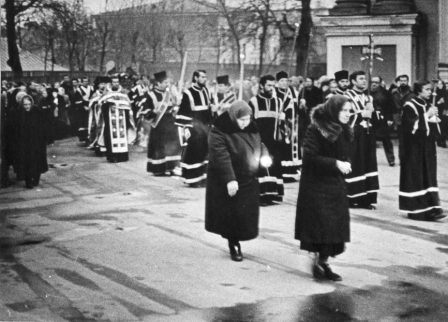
[1, 38, 69, 72]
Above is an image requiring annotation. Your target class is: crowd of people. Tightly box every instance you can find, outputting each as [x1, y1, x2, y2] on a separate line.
[1, 68, 447, 281]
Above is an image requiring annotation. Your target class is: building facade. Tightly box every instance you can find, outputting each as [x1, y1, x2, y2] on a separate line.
[321, 0, 448, 84]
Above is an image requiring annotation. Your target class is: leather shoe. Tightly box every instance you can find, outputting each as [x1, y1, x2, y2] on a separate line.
[228, 242, 243, 262]
[313, 263, 342, 281]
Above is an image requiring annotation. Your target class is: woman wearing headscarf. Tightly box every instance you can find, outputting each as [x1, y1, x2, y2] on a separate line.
[295, 95, 353, 281]
[399, 81, 445, 221]
[205, 100, 269, 262]
[15, 95, 48, 189]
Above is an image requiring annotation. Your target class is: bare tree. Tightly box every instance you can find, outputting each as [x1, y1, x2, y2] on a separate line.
[214, 0, 254, 68]
[283, 0, 313, 76]
[94, 14, 115, 73]
[2, 0, 63, 73]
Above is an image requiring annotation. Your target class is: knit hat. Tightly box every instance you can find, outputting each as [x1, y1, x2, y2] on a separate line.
[217, 75, 229, 85]
[335, 70, 349, 82]
[154, 71, 167, 83]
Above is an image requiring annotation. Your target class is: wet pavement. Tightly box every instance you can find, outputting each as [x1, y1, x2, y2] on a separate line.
[1, 138, 448, 322]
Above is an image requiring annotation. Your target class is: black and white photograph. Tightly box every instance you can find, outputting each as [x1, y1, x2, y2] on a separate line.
[1, 0, 448, 321]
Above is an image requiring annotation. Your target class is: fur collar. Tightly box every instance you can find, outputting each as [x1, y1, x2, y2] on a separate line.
[310, 105, 350, 142]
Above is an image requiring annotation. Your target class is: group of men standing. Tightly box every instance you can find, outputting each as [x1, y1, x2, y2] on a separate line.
[70, 66, 443, 217]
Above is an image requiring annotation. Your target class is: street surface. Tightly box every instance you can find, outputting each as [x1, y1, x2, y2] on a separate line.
[1, 137, 448, 322]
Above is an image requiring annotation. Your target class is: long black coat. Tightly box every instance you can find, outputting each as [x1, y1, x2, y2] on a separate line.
[372, 87, 394, 139]
[295, 118, 351, 247]
[205, 112, 268, 241]
[399, 97, 443, 219]
[16, 107, 49, 178]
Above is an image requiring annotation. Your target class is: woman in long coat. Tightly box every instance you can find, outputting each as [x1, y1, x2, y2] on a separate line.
[205, 100, 269, 262]
[399, 81, 445, 221]
[16, 95, 49, 188]
[295, 95, 353, 281]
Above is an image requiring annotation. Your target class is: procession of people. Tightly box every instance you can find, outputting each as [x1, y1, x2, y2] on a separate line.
[2, 65, 447, 281]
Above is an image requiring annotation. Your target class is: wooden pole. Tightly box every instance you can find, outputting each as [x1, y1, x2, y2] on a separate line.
[238, 52, 245, 101]
[178, 51, 188, 93]
[288, 23, 300, 76]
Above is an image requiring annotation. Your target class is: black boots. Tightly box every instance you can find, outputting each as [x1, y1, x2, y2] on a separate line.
[313, 262, 342, 282]
[25, 175, 41, 189]
[228, 241, 243, 262]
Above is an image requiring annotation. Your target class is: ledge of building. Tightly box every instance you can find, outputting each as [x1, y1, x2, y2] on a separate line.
[319, 13, 421, 36]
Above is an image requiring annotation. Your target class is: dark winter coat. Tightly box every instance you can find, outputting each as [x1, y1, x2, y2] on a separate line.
[295, 107, 352, 246]
[205, 112, 268, 241]
[391, 86, 416, 126]
[16, 105, 49, 179]
[1, 101, 19, 166]
[372, 87, 394, 139]
[399, 97, 443, 219]
[38, 95, 57, 144]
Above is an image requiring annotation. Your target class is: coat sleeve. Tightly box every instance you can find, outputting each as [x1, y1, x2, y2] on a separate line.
[175, 92, 193, 127]
[302, 127, 339, 175]
[208, 127, 236, 184]
[402, 102, 419, 134]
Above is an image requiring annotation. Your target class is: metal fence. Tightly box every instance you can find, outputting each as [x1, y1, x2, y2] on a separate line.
[1, 71, 100, 85]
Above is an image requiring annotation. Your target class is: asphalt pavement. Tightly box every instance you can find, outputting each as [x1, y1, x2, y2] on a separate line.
[1, 137, 448, 322]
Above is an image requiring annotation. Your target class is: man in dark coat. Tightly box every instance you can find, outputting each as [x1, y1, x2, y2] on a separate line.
[97, 75, 136, 163]
[210, 75, 236, 118]
[275, 71, 301, 181]
[37, 88, 57, 145]
[298, 77, 323, 147]
[68, 78, 84, 137]
[371, 76, 395, 166]
[334, 70, 350, 95]
[391, 74, 416, 160]
[145, 71, 182, 175]
[174, 70, 212, 188]
[249, 74, 285, 206]
[399, 81, 445, 221]
[206, 101, 269, 262]
[344, 71, 380, 210]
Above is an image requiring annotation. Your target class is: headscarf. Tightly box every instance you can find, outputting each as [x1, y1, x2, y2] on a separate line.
[228, 100, 253, 126]
[16, 92, 31, 105]
[311, 94, 353, 142]
[20, 94, 34, 106]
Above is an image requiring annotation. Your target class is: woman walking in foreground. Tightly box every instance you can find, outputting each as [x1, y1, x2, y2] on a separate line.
[295, 95, 353, 281]
[205, 100, 269, 262]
